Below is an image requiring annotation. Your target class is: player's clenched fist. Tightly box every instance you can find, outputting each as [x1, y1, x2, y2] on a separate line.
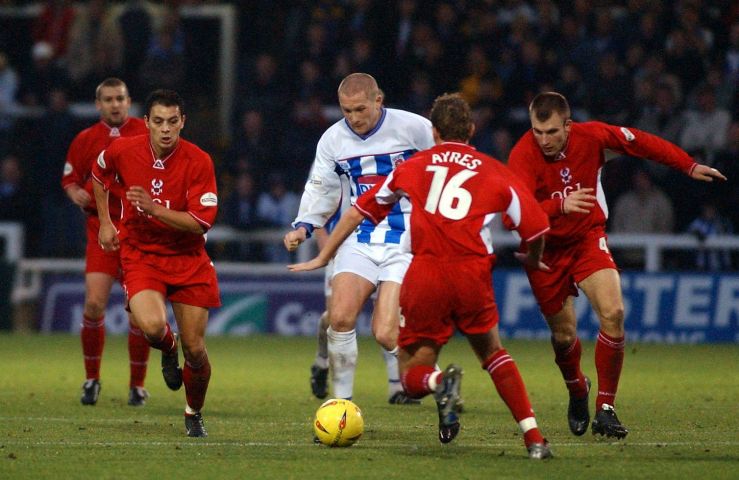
[563, 187, 596, 214]
[283, 228, 307, 252]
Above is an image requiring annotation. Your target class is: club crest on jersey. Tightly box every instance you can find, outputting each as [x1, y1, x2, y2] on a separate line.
[560, 167, 572, 184]
[153, 158, 165, 169]
[109, 127, 121, 138]
[620, 127, 635, 142]
[151, 179, 164, 196]
[391, 153, 407, 167]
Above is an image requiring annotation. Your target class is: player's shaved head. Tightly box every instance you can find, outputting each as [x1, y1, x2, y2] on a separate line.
[529, 92, 571, 123]
[430, 93, 474, 142]
[95, 77, 128, 100]
[338, 73, 381, 101]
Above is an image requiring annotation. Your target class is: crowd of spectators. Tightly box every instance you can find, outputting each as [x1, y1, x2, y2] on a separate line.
[0, 0, 736, 269]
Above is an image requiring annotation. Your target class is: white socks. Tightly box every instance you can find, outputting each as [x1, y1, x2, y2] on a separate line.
[382, 346, 404, 396]
[327, 327, 357, 399]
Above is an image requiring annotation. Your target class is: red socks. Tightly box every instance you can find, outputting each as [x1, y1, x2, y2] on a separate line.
[484, 349, 544, 447]
[552, 337, 589, 398]
[183, 354, 211, 412]
[400, 365, 437, 399]
[128, 321, 150, 388]
[147, 323, 177, 354]
[81, 315, 105, 379]
[595, 330, 625, 409]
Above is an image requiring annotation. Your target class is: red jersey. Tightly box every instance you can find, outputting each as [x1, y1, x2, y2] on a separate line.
[62, 118, 148, 219]
[356, 142, 550, 259]
[507, 121, 697, 246]
[92, 135, 218, 255]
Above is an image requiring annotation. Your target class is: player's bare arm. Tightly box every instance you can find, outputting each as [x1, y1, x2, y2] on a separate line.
[126, 185, 205, 234]
[64, 183, 91, 208]
[92, 179, 119, 252]
[690, 164, 727, 182]
[288, 207, 365, 272]
[563, 187, 596, 214]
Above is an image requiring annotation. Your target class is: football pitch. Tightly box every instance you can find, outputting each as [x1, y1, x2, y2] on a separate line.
[0, 335, 736, 479]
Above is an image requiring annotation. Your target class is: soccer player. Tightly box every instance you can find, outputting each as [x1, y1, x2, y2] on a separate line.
[61, 77, 151, 407]
[284, 73, 434, 404]
[290, 93, 553, 459]
[507, 92, 727, 439]
[92, 89, 220, 437]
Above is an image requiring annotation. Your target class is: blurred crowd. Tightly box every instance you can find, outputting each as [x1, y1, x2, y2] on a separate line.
[0, 0, 736, 269]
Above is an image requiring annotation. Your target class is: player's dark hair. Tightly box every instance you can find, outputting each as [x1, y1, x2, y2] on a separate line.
[430, 93, 473, 142]
[144, 89, 185, 117]
[95, 77, 127, 100]
[529, 92, 571, 122]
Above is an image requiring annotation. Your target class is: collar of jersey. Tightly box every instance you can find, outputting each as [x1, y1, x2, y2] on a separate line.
[148, 141, 180, 164]
[345, 107, 386, 140]
[101, 118, 130, 131]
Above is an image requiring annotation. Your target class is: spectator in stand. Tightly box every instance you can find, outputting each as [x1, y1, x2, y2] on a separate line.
[40, 87, 83, 257]
[687, 202, 734, 271]
[636, 83, 684, 181]
[118, 0, 153, 98]
[236, 52, 286, 123]
[588, 52, 632, 125]
[229, 109, 274, 181]
[18, 41, 70, 106]
[222, 171, 263, 261]
[257, 173, 299, 263]
[0, 52, 18, 154]
[680, 86, 732, 163]
[610, 168, 675, 268]
[0, 153, 30, 222]
[31, 0, 75, 62]
[65, 0, 124, 98]
[139, 10, 187, 94]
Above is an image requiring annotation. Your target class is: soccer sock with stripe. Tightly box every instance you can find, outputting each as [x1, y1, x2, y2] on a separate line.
[314, 311, 329, 369]
[595, 330, 625, 409]
[327, 327, 357, 399]
[382, 346, 404, 396]
[146, 322, 177, 355]
[183, 352, 211, 413]
[552, 336, 588, 398]
[400, 365, 437, 398]
[127, 319, 150, 388]
[81, 315, 105, 380]
[484, 349, 545, 447]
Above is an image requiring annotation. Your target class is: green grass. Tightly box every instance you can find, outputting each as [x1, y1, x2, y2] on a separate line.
[0, 335, 737, 479]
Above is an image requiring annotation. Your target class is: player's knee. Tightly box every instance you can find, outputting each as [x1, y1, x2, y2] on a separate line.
[373, 329, 396, 351]
[599, 304, 625, 330]
[83, 300, 106, 319]
[181, 340, 206, 364]
[328, 312, 356, 332]
[551, 329, 577, 347]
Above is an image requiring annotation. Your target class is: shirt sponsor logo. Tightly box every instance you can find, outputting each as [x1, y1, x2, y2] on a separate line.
[620, 127, 635, 142]
[97, 152, 106, 169]
[200, 192, 218, 206]
[63, 162, 73, 176]
[308, 174, 322, 186]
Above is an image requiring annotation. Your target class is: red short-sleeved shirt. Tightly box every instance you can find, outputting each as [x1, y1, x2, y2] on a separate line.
[62, 118, 148, 220]
[92, 135, 218, 256]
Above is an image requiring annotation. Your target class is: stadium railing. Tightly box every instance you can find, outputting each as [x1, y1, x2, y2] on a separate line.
[6, 224, 739, 308]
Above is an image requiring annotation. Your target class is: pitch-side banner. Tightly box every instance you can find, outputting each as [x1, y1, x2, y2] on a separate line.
[38, 270, 739, 343]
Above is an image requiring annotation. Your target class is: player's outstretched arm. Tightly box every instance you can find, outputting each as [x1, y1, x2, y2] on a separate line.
[288, 207, 364, 272]
[690, 164, 727, 182]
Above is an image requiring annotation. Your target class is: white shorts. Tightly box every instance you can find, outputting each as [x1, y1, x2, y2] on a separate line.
[332, 236, 411, 287]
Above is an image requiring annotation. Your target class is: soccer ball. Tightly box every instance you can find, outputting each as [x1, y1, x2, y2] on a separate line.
[313, 399, 364, 447]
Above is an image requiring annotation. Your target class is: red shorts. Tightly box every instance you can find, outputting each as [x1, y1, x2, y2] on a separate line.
[398, 256, 498, 348]
[526, 228, 617, 316]
[120, 246, 221, 308]
[85, 216, 121, 278]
